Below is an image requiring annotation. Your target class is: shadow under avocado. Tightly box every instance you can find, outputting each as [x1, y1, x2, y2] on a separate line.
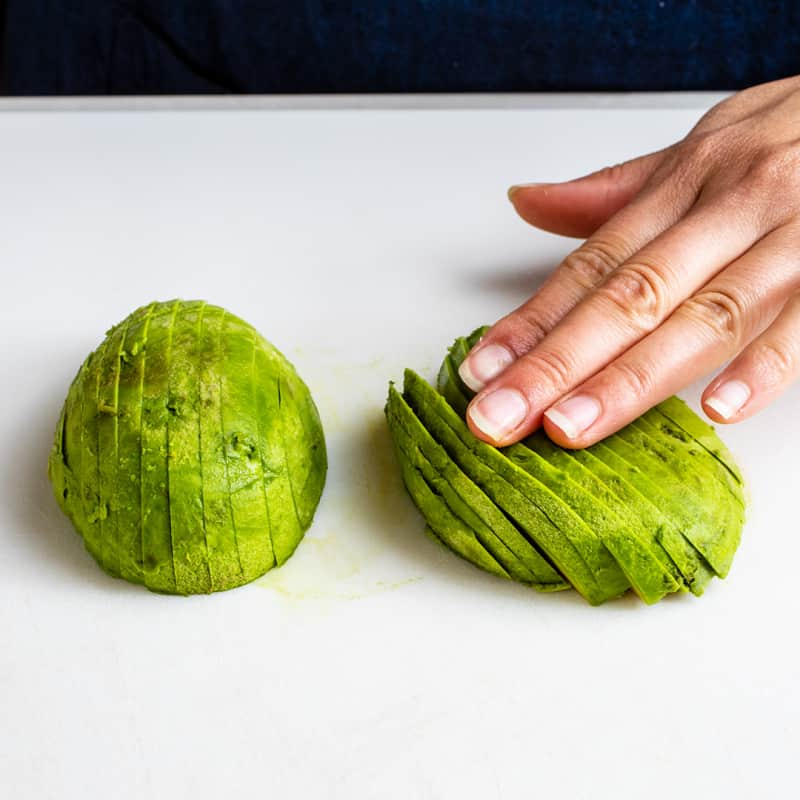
[2, 359, 141, 595]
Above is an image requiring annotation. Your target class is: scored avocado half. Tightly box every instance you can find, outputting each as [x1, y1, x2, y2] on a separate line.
[385, 327, 745, 605]
[48, 300, 327, 595]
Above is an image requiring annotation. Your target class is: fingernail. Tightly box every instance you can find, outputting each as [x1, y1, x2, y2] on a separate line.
[469, 388, 528, 442]
[544, 395, 602, 439]
[705, 379, 751, 420]
[507, 183, 545, 202]
[458, 344, 515, 392]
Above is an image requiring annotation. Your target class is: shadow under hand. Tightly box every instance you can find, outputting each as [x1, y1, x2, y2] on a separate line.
[464, 256, 556, 299]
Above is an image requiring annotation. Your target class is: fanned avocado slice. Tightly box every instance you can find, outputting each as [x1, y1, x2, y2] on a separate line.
[389, 428, 511, 581]
[139, 302, 181, 593]
[586, 441, 715, 594]
[506, 435, 680, 603]
[654, 396, 744, 486]
[217, 313, 275, 585]
[96, 316, 133, 578]
[404, 370, 627, 604]
[520, 432, 683, 581]
[386, 387, 565, 588]
[634, 412, 744, 508]
[198, 305, 243, 591]
[599, 424, 738, 577]
[115, 303, 158, 585]
[166, 301, 213, 594]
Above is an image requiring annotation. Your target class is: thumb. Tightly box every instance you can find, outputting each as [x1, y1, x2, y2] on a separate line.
[508, 148, 669, 239]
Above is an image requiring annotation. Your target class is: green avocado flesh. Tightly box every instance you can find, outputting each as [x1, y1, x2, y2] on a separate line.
[48, 300, 327, 595]
[385, 327, 746, 605]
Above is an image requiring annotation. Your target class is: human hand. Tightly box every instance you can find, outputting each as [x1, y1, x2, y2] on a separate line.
[459, 76, 800, 448]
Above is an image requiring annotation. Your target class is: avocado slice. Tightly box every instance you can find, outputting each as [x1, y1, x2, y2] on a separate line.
[139, 301, 181, 593]
[601, 424, 739, 577]
[246, 327, 327, 533]
[114, 302, 158, 585]
[437, 353, 471, 417]
[96, 315, 133, 578]
[386, 387, 565, 588]
[75, 347, 105, 567]
[584, 441, 715, 594]
[390, 430, 511, 581]
[164, 301, 213, 594]
[197, 305, 243, 591]
[520, 431, 683, 578]
[654, 396, 744, 486]
[217, 313, 275, 585]
[403, 370, 628, 604]
[252, 341, 304, 567]
[507, 434, 680, 603]
[644, 405, 745, 503]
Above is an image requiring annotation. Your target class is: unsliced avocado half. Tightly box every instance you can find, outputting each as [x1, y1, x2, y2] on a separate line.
[385, 327, 745, 605]
[48, 300, 327, 595]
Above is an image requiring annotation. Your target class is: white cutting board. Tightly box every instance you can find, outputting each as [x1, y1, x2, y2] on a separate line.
[0, 99, 796, 799]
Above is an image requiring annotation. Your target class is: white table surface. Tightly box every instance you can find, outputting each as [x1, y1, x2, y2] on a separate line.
[1, 95, 796, 800]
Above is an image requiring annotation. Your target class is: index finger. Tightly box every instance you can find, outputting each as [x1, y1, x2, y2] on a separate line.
[459, 157, 690, 394]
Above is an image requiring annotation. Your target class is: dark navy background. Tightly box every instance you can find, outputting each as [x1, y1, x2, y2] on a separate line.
[2, 1, 799, 95]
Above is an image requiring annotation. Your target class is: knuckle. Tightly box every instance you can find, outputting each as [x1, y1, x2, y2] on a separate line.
[680, 288, 749, 346]
[604, 359, 655, 400]
[560, 238, 626, 291]
[493, 312, 550, 357]
[681, 130, 725, 168]
[747, 143, 800, 194]
[522, 348, 576, 393]
[596, 263, 670, 332]
[753, 340, 796, 384]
